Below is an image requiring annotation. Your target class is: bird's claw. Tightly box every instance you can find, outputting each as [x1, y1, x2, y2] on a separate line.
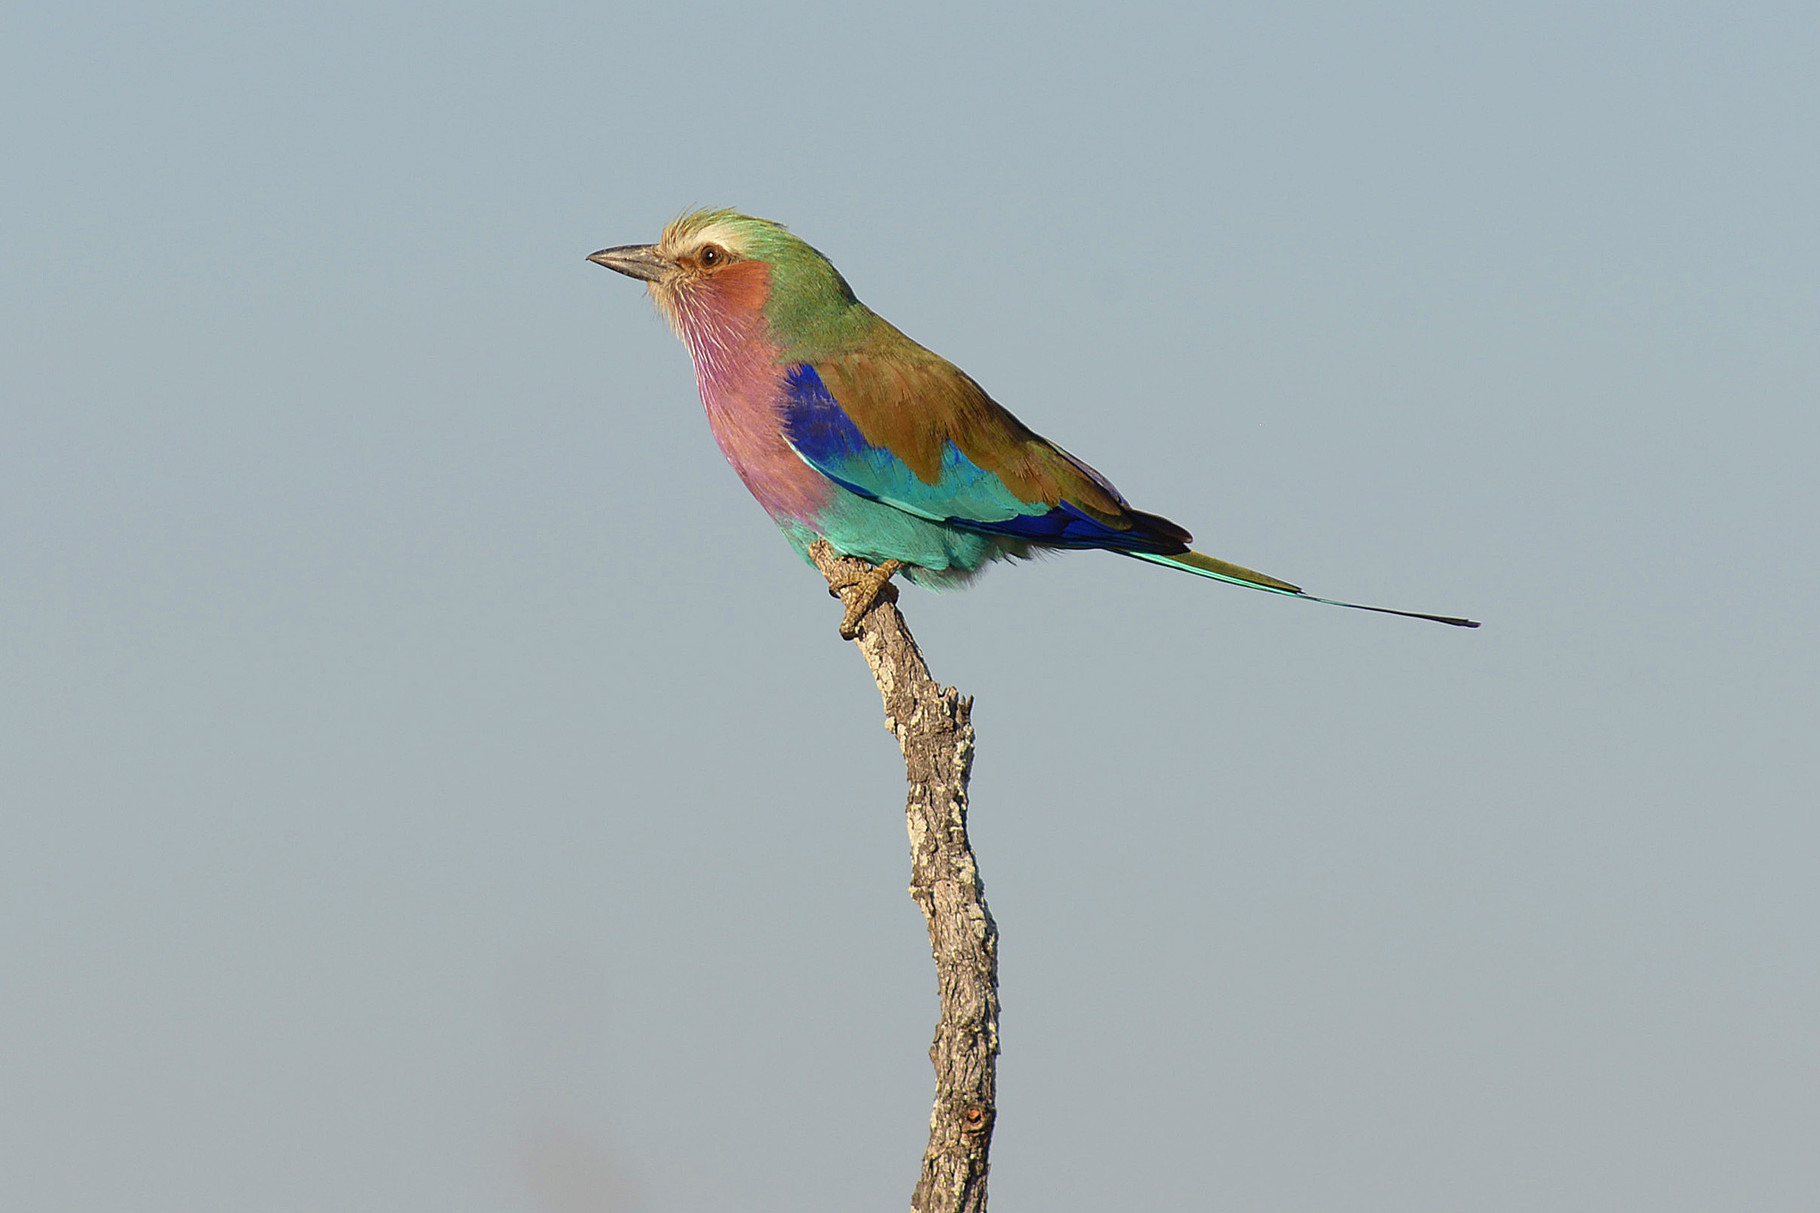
[830, 560, 905, 639]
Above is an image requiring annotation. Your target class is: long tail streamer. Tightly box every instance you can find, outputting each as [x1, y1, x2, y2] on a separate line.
[1128, 550, 1481, 628]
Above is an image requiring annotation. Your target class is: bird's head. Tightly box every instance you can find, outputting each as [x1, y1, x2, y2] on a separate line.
[589, 209, 865, 357]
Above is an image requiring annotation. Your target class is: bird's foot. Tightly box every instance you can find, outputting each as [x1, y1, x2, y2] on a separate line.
[827, 559, 905, 639]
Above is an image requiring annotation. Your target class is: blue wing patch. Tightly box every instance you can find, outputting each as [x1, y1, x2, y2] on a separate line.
[780, 363, 1171, 551]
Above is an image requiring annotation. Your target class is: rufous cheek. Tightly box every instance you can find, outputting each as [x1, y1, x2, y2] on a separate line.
[702, 260, 771, 318]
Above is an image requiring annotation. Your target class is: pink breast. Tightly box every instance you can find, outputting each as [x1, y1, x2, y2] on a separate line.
[677, 300, 830, 527]
[696, 359, 831, 525]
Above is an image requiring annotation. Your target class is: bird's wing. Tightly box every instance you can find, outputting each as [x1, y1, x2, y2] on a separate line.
[780, 352, 1191, 551]
[780, 351, 1477, 621]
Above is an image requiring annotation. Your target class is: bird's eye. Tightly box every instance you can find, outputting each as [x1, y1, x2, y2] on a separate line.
[699, 246, 722, 267]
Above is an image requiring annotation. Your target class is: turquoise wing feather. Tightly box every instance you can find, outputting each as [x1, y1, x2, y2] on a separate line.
[780, 358, 1191, 550]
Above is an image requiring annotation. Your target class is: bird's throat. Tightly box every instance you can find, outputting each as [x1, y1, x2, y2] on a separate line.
[671, 282, 833, 527]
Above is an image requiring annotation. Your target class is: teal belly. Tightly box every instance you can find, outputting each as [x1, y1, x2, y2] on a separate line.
[777, 490, 1028, 588]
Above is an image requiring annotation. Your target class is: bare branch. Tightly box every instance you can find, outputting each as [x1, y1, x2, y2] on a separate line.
[809, 541, 1000, 1213]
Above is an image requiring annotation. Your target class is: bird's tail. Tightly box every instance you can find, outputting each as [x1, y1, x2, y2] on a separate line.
[1127, 549, 1481, 628]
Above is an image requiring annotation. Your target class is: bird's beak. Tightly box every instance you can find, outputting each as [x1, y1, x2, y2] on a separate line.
[587, 244, 674, 282]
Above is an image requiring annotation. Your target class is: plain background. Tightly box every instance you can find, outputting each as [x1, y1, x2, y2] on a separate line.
[4, 2, 1816, 1210]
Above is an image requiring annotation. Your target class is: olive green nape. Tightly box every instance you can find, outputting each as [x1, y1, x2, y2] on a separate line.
[669, 208, 879, 360]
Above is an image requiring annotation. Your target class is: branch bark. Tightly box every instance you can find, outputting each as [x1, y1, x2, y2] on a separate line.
[808, 541, 1000, 1213]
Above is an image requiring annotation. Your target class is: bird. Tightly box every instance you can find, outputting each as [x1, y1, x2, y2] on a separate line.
[589, 209, 1478, 637]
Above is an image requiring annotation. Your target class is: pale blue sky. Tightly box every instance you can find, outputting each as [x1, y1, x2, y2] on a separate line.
[4, 3, 1817, 1210]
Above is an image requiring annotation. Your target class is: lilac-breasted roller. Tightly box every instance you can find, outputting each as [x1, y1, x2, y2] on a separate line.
[590, 210, 1478, 635]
